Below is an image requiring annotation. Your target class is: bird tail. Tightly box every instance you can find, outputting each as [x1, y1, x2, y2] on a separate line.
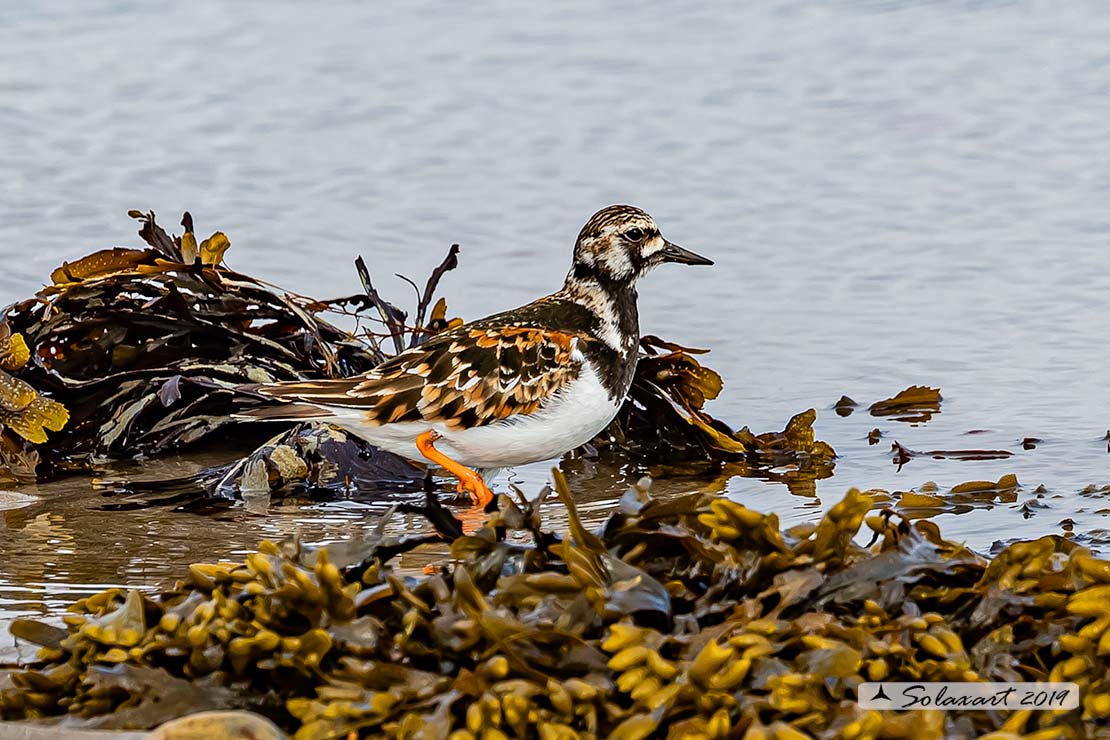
[234, 403, 334, 422]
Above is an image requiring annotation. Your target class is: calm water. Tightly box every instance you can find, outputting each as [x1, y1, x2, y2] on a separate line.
[2, 1, 1110, 635]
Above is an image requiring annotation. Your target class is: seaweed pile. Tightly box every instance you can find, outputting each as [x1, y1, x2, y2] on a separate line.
[0, 211, 403, 472]
[3, 473, 1108, 738]
[607, 337, 835, 490]
[0, 210, 835, 495]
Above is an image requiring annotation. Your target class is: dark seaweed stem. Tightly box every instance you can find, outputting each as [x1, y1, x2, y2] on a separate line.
[354, 255, 409, 355]
[180, 211, 195, 237]
[128, 209, 181, 261]
[350, 243, 460, 354]
[411, 243, 460, 348]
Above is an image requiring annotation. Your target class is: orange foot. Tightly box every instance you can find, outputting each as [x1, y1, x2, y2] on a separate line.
[415, 430, 494, 507]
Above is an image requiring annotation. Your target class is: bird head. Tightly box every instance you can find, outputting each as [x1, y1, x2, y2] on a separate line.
[570, 204, 712, 285]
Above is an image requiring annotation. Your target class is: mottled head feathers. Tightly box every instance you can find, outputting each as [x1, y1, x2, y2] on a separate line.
[568, 205, 712, 286]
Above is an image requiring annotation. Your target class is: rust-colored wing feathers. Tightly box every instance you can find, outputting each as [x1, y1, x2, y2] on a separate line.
[255, 326, 587, 429]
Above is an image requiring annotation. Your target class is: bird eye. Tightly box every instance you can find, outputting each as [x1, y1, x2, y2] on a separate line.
[625, 227, 644, 241]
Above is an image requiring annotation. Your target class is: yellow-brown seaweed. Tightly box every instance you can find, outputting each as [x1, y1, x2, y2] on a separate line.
[3, 473, 1107, 738]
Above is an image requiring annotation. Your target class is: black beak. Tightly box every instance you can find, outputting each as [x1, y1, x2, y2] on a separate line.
[660, 239, 714, 266]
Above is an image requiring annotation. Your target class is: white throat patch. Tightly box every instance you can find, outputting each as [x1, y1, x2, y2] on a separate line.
[559, 276, 633, 352]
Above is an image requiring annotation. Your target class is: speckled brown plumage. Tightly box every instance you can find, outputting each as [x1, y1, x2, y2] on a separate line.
[255, 304, 607, 430]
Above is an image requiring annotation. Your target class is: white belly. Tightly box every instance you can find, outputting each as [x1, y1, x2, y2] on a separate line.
[325, 362, 622, 470]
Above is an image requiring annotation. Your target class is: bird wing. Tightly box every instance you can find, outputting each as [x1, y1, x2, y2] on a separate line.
[253, 325, 590, 429]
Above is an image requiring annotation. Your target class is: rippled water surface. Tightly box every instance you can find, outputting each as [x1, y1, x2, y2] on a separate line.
[2, 1, 1110, 634]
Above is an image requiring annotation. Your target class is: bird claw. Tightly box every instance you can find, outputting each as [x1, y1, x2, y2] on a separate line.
[456, 472, 493, 507]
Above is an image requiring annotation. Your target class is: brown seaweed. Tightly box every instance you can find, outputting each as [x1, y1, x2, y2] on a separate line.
[4, 474, 1108, 737]
[0, 320, 68, 483]
[597, 337, 836, 488]
[890, 440, 1014, 471]
[869, 386, 942, 424]
[833, 395, 858, 417]
[856, 474, 1025, 518]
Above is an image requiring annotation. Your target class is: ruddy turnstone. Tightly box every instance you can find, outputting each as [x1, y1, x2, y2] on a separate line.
[246, 205, 712, 505]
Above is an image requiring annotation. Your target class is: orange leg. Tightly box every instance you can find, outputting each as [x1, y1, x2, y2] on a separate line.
[415, 430, 493, 507]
